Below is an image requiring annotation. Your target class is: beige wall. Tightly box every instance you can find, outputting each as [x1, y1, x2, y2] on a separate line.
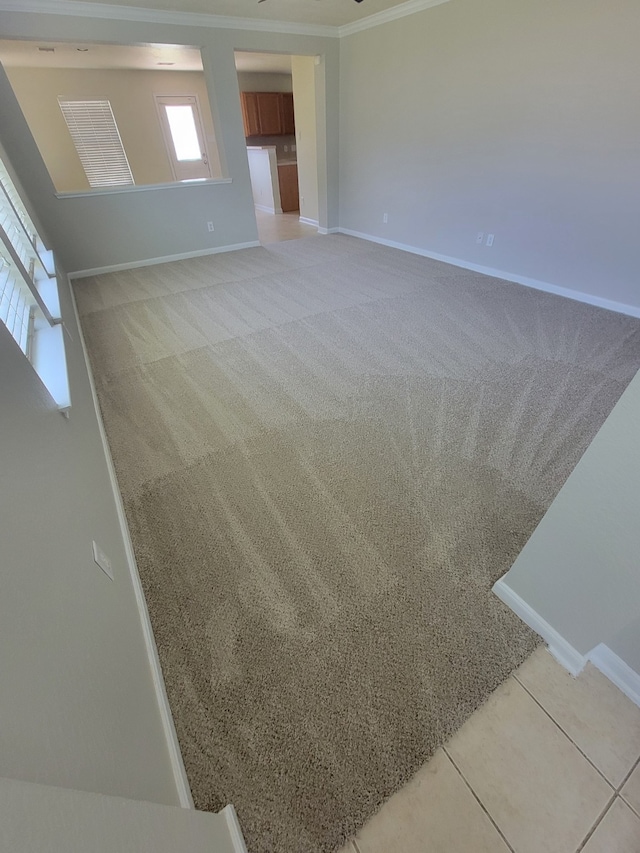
[339, 0, 640, 312]
[6, 67, 222, 192]
[291, 56, 319, 224]
[237, 71, 292, 93]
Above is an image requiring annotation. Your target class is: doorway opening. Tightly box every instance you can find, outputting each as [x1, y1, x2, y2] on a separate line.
[234, 51, 322, 244]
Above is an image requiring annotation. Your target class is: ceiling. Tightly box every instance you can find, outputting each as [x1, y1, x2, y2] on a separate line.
[0, 41, 204, 71]
[60, 0, 415, 28]
[0, 41, 297, 76]
[234, 52, 292, 74]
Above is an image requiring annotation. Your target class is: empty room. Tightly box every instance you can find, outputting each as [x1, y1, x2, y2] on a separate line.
[1, 1, 639, 852]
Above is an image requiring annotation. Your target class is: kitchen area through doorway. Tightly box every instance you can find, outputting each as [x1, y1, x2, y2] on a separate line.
[235, 51, 320, 244]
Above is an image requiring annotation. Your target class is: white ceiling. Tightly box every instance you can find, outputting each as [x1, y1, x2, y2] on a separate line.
[60, 0, 414, 28]
[0, 41, 204, 71]
[234, 52, 292, 74]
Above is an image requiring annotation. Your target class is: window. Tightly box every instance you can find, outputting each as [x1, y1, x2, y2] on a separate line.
[155, 96, 212, 182]
[0, 252, 34, 357]
[0, 153, 70, 410]
[58, 98, 134, 188]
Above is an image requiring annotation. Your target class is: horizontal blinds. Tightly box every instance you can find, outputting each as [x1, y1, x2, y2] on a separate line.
[58, 99, 134, 188]
[0, 249, 35, 356]
[0, 158, 40, 246]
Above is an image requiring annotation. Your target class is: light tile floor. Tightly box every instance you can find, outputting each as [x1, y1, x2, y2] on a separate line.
[340, 647, 640, 853]
[255, 208, 318, 243]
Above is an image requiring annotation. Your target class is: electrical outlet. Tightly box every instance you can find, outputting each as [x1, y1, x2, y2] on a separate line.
[291, 144, 296, 152]
[383, 213, 388, 224]
[476, 231, 484, 244]
[207, 221, 215, 232]
[284, 145, 288, 152]
[92, 541, 114, 580]
[486, 233, 495, 247]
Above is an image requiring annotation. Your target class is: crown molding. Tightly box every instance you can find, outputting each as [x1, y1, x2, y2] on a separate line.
[0, 0, 337, 37]
[338, 0, 450, 36]
[0, 0, 451, 38]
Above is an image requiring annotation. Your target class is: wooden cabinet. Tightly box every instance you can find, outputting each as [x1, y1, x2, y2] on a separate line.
[256, 93, 282, 135]
[280, 93, 295, 135]
[277, 163, 299, 213]
[240, 92, 260, 137]
[241, 92, 295, 137]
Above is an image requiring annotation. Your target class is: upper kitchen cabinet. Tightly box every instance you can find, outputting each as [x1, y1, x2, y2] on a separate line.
[256, 93, 282, 134]
[241, 92, 295, 137]
[280, 93, 295, 135]
[240, 92, 261, 137]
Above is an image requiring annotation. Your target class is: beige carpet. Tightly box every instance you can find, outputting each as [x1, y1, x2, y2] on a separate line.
[74, 236, 640, 853]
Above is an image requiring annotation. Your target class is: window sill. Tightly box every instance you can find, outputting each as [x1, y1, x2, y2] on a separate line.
[55, 178, 232, 199]
[31, 319, 70, 413]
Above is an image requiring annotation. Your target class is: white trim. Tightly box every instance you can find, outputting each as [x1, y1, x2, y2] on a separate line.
[222, 805, 249, 853]
[56, 178, 231, 199]
[68, 276, 194, 808]
[338, 228, 640, 318]
[255, 203, 282, 215]
[68, 241, 261, 279]
[587, 644, 640, 708]
[0, 0, 451, 38]
[317, 227, 340, 235]
[298, 216, 319, 227]
[0, 0, 336, 36]
[492, 579, 587, 676]
[339, 0, 451, 36]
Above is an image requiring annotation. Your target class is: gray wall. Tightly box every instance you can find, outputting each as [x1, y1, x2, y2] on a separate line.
[499, 369, 640, 674]
[0, 10, 339, 273]
[0, 260, 178, 802]
[339, 0, 640, 311]
[0, 777, 237, 853]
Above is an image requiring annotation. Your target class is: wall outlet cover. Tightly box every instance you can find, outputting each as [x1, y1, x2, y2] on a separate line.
[92, 541, 114, 580]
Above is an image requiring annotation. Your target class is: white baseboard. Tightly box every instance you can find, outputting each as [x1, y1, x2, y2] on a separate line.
[337, 228, 640, 319]
[68, 241, 261, 279]
[68, 277, 194, 809]
[588, 644, 640, 708]
[222, 804, 249, 853]
[492, 579, 587, 676]
[299, 216, 319, 227]
[254, 204, 282, 214]
[317, 227, 340, 235]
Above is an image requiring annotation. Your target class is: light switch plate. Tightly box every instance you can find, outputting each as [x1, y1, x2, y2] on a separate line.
[92, 541, 114, 580]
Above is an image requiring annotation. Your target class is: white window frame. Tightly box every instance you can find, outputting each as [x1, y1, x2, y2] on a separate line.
[0, 152, 70, 411]
[154, 95, 212, 182]
[58, 98, 134, 189]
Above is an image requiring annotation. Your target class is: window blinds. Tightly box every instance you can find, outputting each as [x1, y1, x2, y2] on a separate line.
[0, 249, 34, 356]
[58, 99, 134, 188]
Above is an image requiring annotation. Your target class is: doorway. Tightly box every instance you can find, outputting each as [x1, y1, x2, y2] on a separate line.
[235, 51, 322, 244]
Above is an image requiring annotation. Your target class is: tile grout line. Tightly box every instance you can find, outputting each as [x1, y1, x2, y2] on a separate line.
[618, 755, 640, 820]
[616, 753, 640, 793]
[512, 673, 618, 790]
[574, 791, 617, 853]
[443, 746, 516, 853]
